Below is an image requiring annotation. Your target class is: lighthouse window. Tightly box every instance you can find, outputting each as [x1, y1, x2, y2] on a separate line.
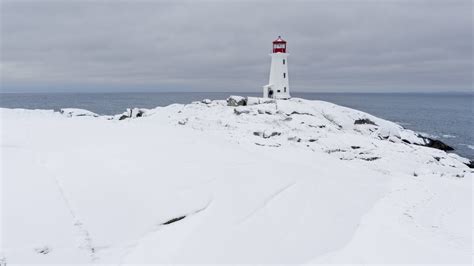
[284, 87, 287, 92]
[283, 59, 285, 64]
[283, 73, 286, 78]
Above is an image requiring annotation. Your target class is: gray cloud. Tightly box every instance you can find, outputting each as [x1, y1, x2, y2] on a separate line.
[1, 0, 472, 92]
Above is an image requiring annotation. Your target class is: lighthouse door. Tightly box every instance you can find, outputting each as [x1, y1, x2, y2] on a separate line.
[268, 88, 274, 99]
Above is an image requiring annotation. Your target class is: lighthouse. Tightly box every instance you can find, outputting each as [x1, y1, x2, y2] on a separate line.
[263, 36, 290, 99]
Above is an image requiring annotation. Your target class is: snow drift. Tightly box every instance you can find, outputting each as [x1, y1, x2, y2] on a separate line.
[1, 98, 471, 265]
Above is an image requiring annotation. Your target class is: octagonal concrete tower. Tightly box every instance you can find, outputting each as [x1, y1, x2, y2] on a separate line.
[263, 36, 290, 99]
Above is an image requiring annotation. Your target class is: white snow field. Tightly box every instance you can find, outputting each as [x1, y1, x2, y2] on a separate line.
[1, 98, 472, 265]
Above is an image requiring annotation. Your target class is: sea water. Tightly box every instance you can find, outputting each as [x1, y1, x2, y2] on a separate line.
[1, 92, 472, 159]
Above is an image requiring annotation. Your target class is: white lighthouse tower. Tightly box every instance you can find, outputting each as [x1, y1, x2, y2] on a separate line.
[263, 36, 290, 99]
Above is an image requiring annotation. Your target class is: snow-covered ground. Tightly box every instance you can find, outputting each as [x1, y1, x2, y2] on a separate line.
[1, 98, 472, 265]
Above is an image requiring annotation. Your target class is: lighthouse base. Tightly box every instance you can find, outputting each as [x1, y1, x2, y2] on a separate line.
[263, 84, 291, 100]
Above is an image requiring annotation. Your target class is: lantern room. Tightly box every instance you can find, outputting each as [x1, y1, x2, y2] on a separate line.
[272, 36, 287, 53]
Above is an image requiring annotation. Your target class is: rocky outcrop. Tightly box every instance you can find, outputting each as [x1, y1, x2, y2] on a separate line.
[417, 135, 454, 151]
[463, 160, 474, 169]
[227, 96, 247, 106]
[118, 108, 147, 120]
[60, 108, 99, 118]
[354, 118, 378, 126]
[253, 131, 281, 139]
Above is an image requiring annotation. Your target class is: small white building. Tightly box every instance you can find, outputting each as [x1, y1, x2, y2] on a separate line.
[263, 36, 290, 99]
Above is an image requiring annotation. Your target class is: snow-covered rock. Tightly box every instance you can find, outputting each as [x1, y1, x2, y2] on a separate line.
[60, 108, 98, 117]
[1, 98, 471, 264]
[226, 95, 246, 106]
[246, 97, 274, 106]
[117, 108, 147, 120]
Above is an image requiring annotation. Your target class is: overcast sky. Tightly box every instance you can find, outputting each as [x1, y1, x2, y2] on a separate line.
[1, 0, 472, 93]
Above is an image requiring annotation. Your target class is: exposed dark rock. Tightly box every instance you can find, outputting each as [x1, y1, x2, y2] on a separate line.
[118, 108, 146, 120]
[254, 131, 281, 139]
[162, 215, 186, 225]
[35, 246, 51, 255]
[433, 156, 441, 162]
[288, 136, 301, 142]
[351, 146, 361, 149]
[290, 111, 314, 116]
[416, 135, 454, 151]
[308, 139, 317, 142]
[464, 161, 474, 169]
[308, 124, 326, 129]
[322, 113, 343, 129]
[255, 143, 281, 147]
[402, 139, 411, 144]
[326, 149, 346, 154]
[339, 157, 354, 161]
[359, 157, 381, 161]
[263, 132, 281, 139]
[227, 96, 247, 106]
[354, 118, 378, 126]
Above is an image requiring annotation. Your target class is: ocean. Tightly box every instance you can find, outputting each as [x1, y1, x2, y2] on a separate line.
[1, 92, 472, 159]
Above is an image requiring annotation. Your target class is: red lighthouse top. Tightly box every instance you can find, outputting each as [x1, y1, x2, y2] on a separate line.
[272, 36, 287, 53]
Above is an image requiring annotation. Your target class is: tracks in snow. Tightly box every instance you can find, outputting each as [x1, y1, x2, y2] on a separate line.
[51, 175, 98, 261]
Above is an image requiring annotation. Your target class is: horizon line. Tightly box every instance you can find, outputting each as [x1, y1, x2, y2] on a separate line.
[1, 91, 473, 94]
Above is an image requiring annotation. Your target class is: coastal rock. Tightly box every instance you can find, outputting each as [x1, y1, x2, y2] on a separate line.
[118, 108, 147, 120]
[417, 135, 454, 151]
[60, 108, 98, 117]
[465, 161, 474, 169]
[226, 95, 247, 106]
[354, 118, 378, 126]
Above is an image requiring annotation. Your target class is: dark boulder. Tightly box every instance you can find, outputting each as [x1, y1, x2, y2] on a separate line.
[227, 96, 247, 106]
[118, 108, 146, 120]
[162, 215, 186, 225]
[354, 118, 378, 126]
[417, 135, 454, 151]
[464, 161, 474, 169]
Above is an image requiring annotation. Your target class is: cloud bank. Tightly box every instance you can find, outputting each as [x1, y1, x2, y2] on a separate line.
[1, 0, 472, 92]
